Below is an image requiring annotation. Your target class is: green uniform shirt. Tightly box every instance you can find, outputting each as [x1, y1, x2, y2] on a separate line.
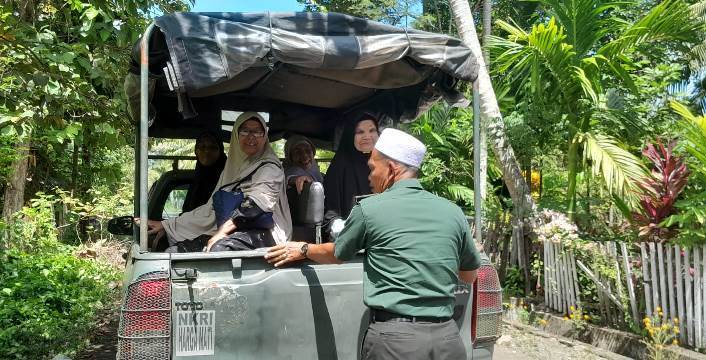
[334, 178, 481, 318]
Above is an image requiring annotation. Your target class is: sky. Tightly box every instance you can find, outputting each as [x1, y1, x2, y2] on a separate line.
[191, 0, 304, 13]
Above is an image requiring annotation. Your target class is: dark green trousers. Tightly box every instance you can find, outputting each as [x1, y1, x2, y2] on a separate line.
[361, 319, 467, 360]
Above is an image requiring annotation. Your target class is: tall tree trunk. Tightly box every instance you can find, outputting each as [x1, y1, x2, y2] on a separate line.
[70, 139, 79, 193]
[2, 132, 32, 222]
[567, 135, 579, 221]
[449, 0, 536, 218]
[480, 0, 491, 202]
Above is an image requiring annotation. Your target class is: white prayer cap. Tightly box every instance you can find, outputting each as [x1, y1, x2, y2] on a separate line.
[374, 128, 426, 168]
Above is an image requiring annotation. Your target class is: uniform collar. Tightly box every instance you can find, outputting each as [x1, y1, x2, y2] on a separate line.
[387, 178, 423, 192]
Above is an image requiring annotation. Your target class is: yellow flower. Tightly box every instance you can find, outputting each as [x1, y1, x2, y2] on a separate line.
[569, 314, 574, 319]
[644, 318, 651, 326]
[656, 307, 662, 313]
[570, 305, 575, 312]
[673, 318, 679, 324]
[563, 316, 569, 320]
[584, 315, 590, 320]
[662, 324, 670, 330]
[539, 319, 548, 326]
[674, 328, 680, 334]
[673, 339, 679, 345]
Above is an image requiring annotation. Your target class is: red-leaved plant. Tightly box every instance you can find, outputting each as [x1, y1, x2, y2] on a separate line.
[633, 141, 689, 241]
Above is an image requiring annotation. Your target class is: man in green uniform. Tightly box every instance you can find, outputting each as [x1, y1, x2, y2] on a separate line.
[265, 128, 481, 360]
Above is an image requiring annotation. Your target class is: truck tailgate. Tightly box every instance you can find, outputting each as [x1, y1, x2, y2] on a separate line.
[170, 256, 367, 359]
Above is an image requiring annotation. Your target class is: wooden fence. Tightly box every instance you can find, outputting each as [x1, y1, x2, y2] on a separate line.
[543, 241, 581, 315]
[543, 241, 706, 348]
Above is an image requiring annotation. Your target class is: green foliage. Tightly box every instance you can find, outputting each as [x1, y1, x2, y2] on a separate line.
[490, 0, 703, 217]
[662, 101, 706, 245]
[298, 0, 411, 24]
[408, 104, 501, 210]
[0, 0, 191, 199]
[0, 133, 19, 184]
[0, 192, 60, 251]
[503, 266, 526, 297]
[0, 247, 119, 359]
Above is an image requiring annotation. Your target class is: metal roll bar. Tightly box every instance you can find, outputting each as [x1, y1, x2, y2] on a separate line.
[139, 23, 156, 251]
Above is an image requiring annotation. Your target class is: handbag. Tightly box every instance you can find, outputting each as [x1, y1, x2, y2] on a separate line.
[211, 161, 279, 229]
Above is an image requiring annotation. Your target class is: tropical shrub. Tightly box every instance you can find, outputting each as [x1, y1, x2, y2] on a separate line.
[632, 141, 689, 241]
[0, 248, 119, 359]
[664, 102, 706, 244]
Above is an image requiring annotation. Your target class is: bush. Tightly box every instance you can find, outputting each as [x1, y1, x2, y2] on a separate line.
[0, 247, 119, 359]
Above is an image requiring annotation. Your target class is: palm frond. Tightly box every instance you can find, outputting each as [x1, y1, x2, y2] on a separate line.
[446, 184, 475, 204]
[690, 0, 706, 18]
[582, 132, 647, 203]
[491, 18, 584, 103]
[600, 0, 704, 59]
[689, 42, 706, 71]
[537, 0, 626, 56]
[670, 100, 706, 177]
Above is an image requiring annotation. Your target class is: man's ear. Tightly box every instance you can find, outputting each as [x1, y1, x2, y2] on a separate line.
[388, 160, 402, 179]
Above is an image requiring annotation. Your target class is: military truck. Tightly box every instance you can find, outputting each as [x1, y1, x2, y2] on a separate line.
[109, 11, 502, 360]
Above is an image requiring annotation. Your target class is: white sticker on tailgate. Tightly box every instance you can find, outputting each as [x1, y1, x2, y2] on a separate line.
[175, 310, 215, 356]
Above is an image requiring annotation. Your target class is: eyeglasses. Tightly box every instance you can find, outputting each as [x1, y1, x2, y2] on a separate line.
[238, 130, 266, 138]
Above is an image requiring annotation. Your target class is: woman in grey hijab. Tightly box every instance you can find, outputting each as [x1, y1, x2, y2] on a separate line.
[147, 112, 292, 252]
[283, 135, 324, 194]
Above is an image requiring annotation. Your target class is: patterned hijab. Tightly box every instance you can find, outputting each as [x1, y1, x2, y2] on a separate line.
[163, 112, 292, 244]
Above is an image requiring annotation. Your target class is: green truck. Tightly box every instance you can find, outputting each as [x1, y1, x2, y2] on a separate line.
[110, 11, 502, 359]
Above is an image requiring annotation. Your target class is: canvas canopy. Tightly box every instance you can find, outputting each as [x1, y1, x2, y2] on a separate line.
[126, 11, 479, 148]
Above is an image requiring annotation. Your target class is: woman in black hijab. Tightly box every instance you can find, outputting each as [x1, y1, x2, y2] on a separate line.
[182, 132, 227, 213]
[323, 113, 380, 221]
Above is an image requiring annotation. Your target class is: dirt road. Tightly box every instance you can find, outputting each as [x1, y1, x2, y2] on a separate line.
[494, 323, 631, 360]
[76, 316, 629, 359]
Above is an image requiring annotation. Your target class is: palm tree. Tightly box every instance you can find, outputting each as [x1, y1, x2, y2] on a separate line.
[479, 0, 492, 202]
[448, 0, 536, 220]
[490, 0, 704, 220]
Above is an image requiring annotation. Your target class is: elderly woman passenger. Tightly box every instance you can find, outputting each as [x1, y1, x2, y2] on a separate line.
[283, 135, 324, 194]
[147, 112, 292, 252]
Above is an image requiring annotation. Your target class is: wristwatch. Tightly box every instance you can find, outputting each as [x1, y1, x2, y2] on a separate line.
[299, 243, 309, 259]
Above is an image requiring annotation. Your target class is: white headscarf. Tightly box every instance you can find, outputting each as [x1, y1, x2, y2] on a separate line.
[163, 112, 292, 244]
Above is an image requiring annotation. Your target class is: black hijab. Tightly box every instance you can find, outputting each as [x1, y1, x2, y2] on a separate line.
[324, 114, 379, 219]
[182, 132, 227, 213]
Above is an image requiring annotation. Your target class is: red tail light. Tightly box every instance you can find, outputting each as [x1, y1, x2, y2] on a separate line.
[472, 263, 503, 345]
[117, 271, 171, 360]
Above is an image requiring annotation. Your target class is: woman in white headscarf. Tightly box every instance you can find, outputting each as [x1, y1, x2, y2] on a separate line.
[147, 112, 292, 252]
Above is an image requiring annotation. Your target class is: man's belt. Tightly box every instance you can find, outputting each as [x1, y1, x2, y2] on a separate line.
[370, 309, 450, 323]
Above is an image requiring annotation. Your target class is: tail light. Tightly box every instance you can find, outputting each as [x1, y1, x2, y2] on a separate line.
[117, 271, 171, 360]
[472, 262, 503, 345]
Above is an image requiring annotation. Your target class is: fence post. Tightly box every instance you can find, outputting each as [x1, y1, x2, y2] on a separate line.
[695, 249, 703, 348]
[667, 243, 676, 327]
[641, 243, 652, 318]
[658, 243, 668, 324]
[622, 242, 639, 329]
[702, 245, 706, 346]
[676, 245, 686, 344]
[544, 240, 549, 308]
[685, 247, 693, 347]
[649, 243, 660, 316]
[569, 248, 576, 304]
[546, 241, 554, 311]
